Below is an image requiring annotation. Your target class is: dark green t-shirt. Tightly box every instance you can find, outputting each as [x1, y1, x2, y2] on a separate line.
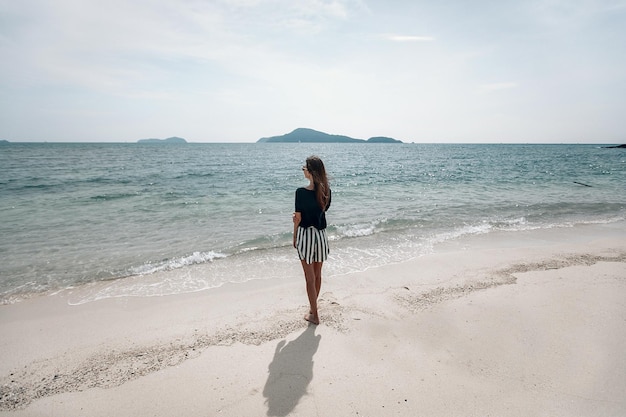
[295, 187, 331, 230]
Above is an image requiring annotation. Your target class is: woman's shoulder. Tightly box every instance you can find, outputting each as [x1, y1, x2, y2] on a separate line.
[296, 187, 314, 193]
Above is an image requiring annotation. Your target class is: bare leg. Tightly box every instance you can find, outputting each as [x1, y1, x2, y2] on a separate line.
[313, 261, 323, 299]
[308, 262, 324, 316]
[300, 260, 320, 325]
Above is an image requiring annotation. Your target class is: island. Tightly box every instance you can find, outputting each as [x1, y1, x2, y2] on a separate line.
[137, 137, 187, 144]
[603, 144, 626, 149]
[257, 128, 402, 143]
[0, 140, 9, 144]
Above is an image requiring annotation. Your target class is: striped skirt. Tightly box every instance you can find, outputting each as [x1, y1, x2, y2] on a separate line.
[296, 226, 329, 264]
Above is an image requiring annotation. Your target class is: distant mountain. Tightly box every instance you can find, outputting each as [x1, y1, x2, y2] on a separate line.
[367, 136, 401, 143]
[138, 136, 187, 144]
[0, 140, 9, 144]
[257, 128, 402, 143]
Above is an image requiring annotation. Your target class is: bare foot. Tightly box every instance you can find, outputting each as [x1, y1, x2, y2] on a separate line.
[304, 313, 320, 325]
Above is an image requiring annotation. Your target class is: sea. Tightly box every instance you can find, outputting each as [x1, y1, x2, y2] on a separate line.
[1, 143, 624, 305]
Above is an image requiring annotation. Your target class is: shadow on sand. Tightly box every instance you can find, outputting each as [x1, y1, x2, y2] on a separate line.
[263, 325, 321, 416]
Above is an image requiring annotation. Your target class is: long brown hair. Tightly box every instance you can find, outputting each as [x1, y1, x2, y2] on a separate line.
[306, 156, 330, 211]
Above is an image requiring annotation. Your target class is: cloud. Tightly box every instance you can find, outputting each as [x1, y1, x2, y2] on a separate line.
[479, 82, 518, 92]
[383, 34, 436, 42]
[2, 0, 624, 143]
[528, 0, 626, 29]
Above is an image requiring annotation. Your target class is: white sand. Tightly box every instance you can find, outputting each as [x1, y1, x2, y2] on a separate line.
[1, 222, 625, 416]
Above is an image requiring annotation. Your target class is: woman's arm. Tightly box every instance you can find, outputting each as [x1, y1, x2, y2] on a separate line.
[292, 212, 301, 247]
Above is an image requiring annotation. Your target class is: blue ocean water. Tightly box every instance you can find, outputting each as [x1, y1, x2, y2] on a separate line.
[1, 143, 624, 304]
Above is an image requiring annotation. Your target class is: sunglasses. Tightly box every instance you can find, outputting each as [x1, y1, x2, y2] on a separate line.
[302, 166, 308, 171]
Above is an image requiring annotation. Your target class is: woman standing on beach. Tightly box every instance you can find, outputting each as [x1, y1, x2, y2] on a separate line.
[293, 156, 331, 325]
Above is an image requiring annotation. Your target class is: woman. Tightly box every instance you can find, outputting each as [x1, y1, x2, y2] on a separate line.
[293, 156, 331, 325]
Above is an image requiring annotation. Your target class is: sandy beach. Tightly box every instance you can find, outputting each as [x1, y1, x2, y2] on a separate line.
[1, 222, 625, 417]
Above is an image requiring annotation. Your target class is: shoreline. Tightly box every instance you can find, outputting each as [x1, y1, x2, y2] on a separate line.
[4, 218, 625, 307]
[1, 222, 625, 416]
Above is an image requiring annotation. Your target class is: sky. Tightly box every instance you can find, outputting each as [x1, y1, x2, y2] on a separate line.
[1, 0, 625, 143]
